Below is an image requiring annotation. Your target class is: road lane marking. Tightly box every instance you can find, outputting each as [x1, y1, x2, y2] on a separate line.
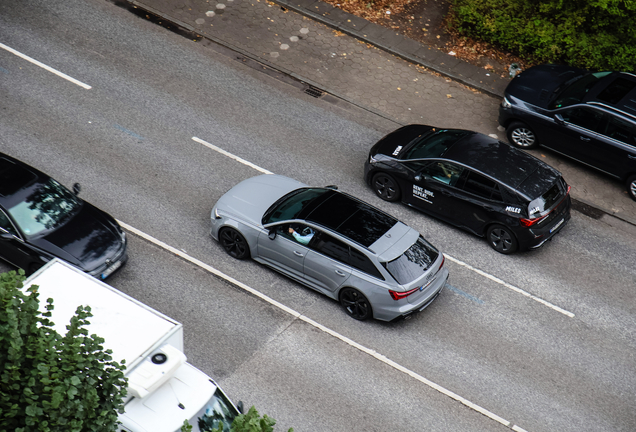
[192, 137, 273, 174]
[0, 42, 91, 89]
[114, 124, 145, 140]
[444, 254, 575, 318]
[192, 136, 575, 318]
[117, 220, 528, 431]
[446, 283, 484, 304]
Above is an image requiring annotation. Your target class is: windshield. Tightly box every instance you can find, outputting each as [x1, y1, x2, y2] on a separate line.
[7, 178, 81, 237]
[550, 71, 612, 109]
[401, 129, 471, 160]
[262, 188, 328, 225]
[190, 388, 239, 432]
[382, 236, 439, 284]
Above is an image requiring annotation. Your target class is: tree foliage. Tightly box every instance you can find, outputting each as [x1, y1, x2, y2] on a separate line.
[181, 406, 293, 432]
[448, 0, 636, 71]
[0, 270, 128, 432]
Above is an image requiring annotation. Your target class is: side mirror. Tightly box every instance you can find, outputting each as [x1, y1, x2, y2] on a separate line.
[414, 174, 422, 182]
[268, 230, 277, 240]
[72, 183, 81, 195]
[554, 114, 565, 125]
[237, 400, 244, 414]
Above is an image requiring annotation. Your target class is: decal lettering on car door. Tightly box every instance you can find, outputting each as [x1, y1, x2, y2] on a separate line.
[392, 146, 403, 156]
[505, 206, 521, 213]
[412, 185, 434, 203]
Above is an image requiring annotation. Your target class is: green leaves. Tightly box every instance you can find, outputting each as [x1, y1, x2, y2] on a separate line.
[0, 270, 127, 432]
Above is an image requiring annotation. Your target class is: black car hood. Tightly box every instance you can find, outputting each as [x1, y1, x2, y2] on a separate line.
[31, 203, 122, 272]
[371, 124, 435, 157]
[506, 64, 586, 108]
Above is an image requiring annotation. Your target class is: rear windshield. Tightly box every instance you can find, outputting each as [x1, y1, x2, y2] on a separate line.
[527, 179, 565, 217]
[382, 236, 439, 284]
[402, 129, 471, 160]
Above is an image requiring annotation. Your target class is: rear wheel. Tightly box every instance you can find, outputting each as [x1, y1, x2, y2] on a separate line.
[372, 172, 401, 202]
[219, 228, 250, 259]
[507, 121, 538, 149]
[627, 175, 636, 202]
[486, 224, 518, 254]
[339, 288, 372, 320]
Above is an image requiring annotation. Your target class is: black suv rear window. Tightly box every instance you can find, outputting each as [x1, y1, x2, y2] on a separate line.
[382, 236, 439, 285]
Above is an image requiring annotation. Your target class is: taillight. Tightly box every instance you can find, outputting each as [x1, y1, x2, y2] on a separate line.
[519, 214, 547, 227]
[438, 255, 445, 272]
[389, 287, 419, 301]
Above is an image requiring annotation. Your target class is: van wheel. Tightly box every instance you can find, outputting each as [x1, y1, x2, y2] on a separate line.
[486, 225, 518, 254]
[627, 175, 636, 201]
[372, 172, 401, 202]
[507, 121, 538, 149]
[219, 228, 250, 259]
[340, 288, 372, 320]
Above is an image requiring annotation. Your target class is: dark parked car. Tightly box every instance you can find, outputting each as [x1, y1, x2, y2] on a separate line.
[364, 125, 571, 254]
[498, 64, 636, 201]
[0, 153, 127, 278]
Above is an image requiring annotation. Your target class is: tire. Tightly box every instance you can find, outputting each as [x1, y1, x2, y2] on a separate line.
[627, 175, 636, 202]
[219, 228, 250, 259]
[507, 121, 539, 149]
[372, 172, 401, 202]
[486, 224, 519, 254]
[339, 287, 372, 321]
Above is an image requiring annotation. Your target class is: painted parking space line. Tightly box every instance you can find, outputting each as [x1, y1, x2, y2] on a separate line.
[0, 42, 92, 89]
[192, 136, 575, 319]
[117, 219, 528, 432]
[446, 283, 484, 305]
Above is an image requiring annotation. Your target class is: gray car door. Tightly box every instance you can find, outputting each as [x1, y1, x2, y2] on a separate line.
[303, 231, 352, 295]
[257, 222, 310, 280]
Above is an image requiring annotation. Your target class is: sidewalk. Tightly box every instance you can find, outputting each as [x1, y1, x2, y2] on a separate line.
[124, 0, 636, 227]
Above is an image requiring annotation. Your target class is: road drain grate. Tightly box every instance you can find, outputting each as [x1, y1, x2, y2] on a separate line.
[304, 86, 325, 98]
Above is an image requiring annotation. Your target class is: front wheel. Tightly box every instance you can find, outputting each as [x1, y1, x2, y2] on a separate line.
[372, 172, 401, 202]
[219, 228, 250, 259]
[339, 288, 372, 320]
[486, 224, 518, 254]
[507, 121, 538, 149]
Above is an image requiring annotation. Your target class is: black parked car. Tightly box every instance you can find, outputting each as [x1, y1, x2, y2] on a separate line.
[498, 64, 636, 201]
[0, 153, 127, 278]
[364, 125, 571, 254]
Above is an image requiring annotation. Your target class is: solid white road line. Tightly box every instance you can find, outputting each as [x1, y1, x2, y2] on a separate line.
[0, 42, 91, 89]
[117, 219, 529, 431]
[192, 135, 575, 318]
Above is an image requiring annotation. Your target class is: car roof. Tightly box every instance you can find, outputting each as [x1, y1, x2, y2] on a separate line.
[585, 72, 636, 119]
[301, 190, 398, 248]
[443, 133, 554, 190]
[0, 153, 47, 207]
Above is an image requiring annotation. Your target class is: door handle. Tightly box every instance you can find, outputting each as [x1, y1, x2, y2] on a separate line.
[293, 251, 304, 257]
[335, 270, 346, 276]
[579, 136, 591, 141]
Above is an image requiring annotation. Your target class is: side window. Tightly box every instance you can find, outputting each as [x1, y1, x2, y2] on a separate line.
[349, 247, 384, 280]
[276, 223, 315, 246]
[561, 107, 604, 133]
[0, 210, 18, 236]
[421, 162, 463, 186]
[311, 232, 350, 264]
[403, 160, 430, 171]
[461, 171, 501, 200]
[604, 116, 636, 147]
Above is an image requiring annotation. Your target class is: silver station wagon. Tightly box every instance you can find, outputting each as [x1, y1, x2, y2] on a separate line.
[210, 174, 448, 321]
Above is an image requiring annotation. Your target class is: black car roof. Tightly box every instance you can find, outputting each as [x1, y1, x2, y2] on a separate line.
[0, 154, 46, 208]
[299, 190, 398, 248]
[443, 133, 557, 192]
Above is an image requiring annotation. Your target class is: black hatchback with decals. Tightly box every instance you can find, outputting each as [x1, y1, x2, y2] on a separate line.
[364, 125, 572, 254]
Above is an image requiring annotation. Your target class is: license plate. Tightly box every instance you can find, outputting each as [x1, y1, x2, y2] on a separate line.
[550, 218, 565, 234]
[101, 260, 122, 279]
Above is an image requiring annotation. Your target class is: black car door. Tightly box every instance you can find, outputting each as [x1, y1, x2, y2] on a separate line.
[405, 161, 465, 223]
[0, 208, 35, 271]
[596, 115, 636, 178]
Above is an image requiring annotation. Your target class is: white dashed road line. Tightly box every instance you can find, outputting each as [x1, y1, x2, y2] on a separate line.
[192, 136, 575, 318]
[0, 42, 92, 89]
[117, 219, 529, 432]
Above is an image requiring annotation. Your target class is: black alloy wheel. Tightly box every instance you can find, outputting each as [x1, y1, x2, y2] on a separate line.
[486, 224, 518, 254]
[339, 287, 372, 320]
[219, 228, 250, 259]
[627, 174, 636, 202]
[372, 172, 401, 202]
[507, 121, 538, 149]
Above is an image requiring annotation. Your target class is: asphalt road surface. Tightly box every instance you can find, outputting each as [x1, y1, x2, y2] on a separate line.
[1, 1, 635, 431]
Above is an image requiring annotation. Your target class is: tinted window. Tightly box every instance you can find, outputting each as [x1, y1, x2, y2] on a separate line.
[0, 157, 37, 197]
[551, 71, 612, 109]
[597, 77, 636, 104]
[349, 247, 384, 279]
[311, 232, 350, 263]
[461, 171, 501, 200]
[421, 162, 463, 186]
[604, 116, 636, 146]
[275, 223, 315, 246]
[528, 180, 564, 215]
[263, 188, 327, 224]
[402, 130, 471, 160]
[382, 236, 439, 285]
[561, 107, 605, 133]
[0, 210, 18, 236]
